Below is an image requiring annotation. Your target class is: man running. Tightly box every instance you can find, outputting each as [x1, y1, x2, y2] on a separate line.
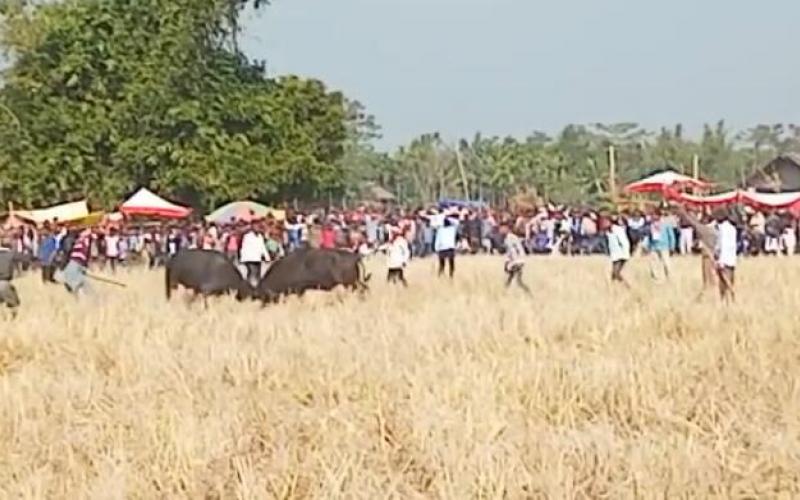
[647, 210, 675, 282]
[62, 228, 93, 297]
[499, 223, 531, 294]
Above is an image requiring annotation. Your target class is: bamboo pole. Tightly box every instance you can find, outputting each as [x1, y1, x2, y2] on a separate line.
[608, 145, 617, 203]
[455, 144, 469, 200]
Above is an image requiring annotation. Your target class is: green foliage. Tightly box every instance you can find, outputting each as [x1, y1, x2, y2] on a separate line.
[360, 121, 800, 207]
[0, 0, 349, 210]
[2, 1, 799, 212]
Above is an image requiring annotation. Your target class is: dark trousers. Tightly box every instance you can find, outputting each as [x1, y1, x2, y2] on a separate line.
[438, 249, 455, 278]
[244, 262, 261, 285]
[387, 268, 408, 286]
[505, 263, 531, 294]
[107, 256, 119, 273]
[41, 264, 56, 283]
[611, 259, 627, 282]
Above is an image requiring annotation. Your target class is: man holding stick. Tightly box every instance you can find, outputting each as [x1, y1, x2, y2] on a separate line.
[672, 203, 735, 301]
[62, 228, 93, 297]
[714, 209, 737, 302]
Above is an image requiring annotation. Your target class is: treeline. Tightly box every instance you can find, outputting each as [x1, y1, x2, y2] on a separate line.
[350, 122, 800, 207]
[1, 1, 797, 211]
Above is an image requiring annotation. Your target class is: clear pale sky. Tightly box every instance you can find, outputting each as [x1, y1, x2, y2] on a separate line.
[249, 0, 797, 148]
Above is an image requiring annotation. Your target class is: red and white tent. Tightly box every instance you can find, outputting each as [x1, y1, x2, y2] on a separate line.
[667, 188, 800, 212]
[665, 188, 740, 207]
[740, 191, 800, 210]
[624, 170, 712, 194]
[120, 188, 192, 218]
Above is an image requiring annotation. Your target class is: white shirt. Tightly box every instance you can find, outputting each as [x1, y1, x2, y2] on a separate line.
[428, 214, 445, 229]
[105, 235, 120, 258]
[504, 233, 526, 265]
[607, 224, 630, 262]
[387, 236, 410, 269]
[239, 231, 270, 263]
[715, 221, 737, 268]
[434, 224, 458, 252]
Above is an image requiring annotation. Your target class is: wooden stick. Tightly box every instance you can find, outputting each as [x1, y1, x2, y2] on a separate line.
[86, 272, 128, 288]
[671, 202, 735, 294]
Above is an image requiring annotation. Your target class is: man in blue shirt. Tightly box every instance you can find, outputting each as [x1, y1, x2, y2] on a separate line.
[38, 225, 59, 284]
[647, 210, 676, 282]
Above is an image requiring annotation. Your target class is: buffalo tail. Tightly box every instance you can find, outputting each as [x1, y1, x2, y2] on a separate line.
[165, 264, 172, 301]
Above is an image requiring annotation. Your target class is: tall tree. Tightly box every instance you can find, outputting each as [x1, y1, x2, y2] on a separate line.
[0, 0, 352, 209]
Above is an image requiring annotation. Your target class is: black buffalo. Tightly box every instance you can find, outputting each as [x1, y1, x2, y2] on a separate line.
[165, 249, 253, 303]
[255, 248, 371, 303]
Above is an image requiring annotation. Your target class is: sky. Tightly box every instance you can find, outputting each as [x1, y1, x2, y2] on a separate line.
[241, 0, 800, 149]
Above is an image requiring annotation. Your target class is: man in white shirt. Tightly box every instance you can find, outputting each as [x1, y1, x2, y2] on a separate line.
[714, 210, 737, 302]
[104, 228, 121, 273]
[386, 230, 410, 286]
[239, 224, 270, 286]
[606, 215, 631, 287]
[433, 215, 458, 278]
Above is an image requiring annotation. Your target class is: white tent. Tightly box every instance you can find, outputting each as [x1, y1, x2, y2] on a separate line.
[120, 188, 191, 218]
[14, 200, 90, 225]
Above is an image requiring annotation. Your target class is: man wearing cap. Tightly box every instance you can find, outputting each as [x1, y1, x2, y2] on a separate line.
[0, 235, 22, 317]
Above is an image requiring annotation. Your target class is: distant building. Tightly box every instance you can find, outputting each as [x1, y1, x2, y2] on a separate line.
[359, 182, 396, 205]
[745, 154, 800, 192]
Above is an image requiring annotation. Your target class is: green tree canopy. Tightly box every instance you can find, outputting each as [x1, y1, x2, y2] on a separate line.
[0, 0, 351, 210]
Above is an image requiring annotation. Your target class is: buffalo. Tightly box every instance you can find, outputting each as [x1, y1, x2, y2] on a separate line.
[165, 249, 253, 304]
[255, 248, 371, 303]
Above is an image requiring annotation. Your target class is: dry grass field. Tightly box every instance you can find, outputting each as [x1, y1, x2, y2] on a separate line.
[1, 254, 800, 498]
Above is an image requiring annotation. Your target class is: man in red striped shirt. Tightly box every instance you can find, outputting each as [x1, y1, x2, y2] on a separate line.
[62, 229, 92, 296]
